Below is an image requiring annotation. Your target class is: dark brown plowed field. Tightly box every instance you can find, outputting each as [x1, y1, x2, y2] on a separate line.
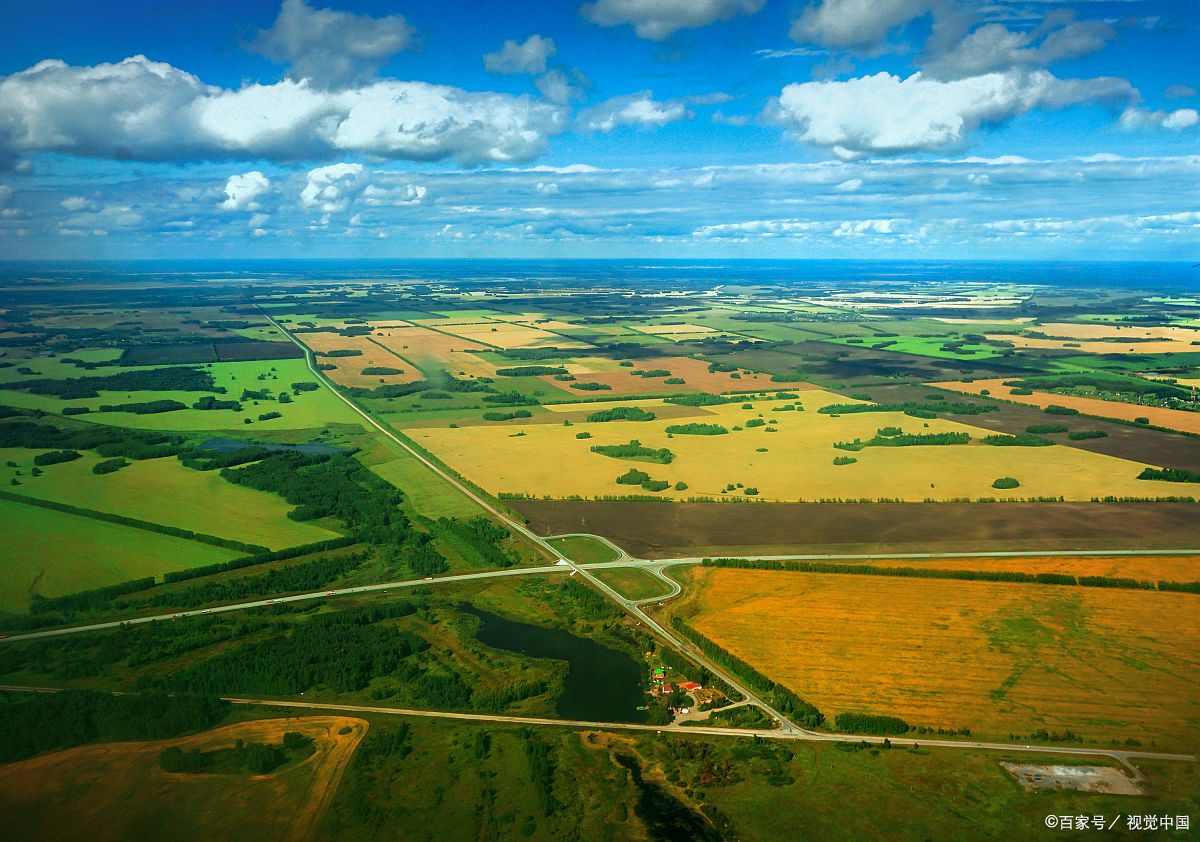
[702, 341, 1030, 388]
[513, 499, 1200, 558]
[865, 383, 1200, 472]
[120, 340, 302, 365]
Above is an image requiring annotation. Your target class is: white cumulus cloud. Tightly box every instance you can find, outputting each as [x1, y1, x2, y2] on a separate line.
[300, 162, 362, 215]
[581, 0, 766, 41]
[250, 0, 415, 88]
[922, 17, 1115, 80]
[484, 35, 556, 75]
[578, 92, 691, 132]
[220, 171, 271, 210]
[790, 0, 941, 50]
[0, 55, 567, 165]
[1120, 107, 1199, 131]
[765, 70, 1135, 157]
[361, 183, 427, 206]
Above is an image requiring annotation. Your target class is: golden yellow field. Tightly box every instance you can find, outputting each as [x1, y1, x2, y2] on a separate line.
[0, 716, 367, 842]
[433, 320, 586, 350]
[372, 324, 497, 378]
[411, 391, 1184, 502]
[934, 378, 1200, 435]
[298, 332, 422, 388]
[677, 567, 1200, 749]
[861, 554, 1200, 583]
[990, 322, 1200, 354]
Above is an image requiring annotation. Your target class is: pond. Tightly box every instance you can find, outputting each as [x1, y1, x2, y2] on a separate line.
[199, 437, 344, 455]
[460, 603, 648, 724]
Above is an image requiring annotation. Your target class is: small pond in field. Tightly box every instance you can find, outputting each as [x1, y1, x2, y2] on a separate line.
[460, 603, 648, 724]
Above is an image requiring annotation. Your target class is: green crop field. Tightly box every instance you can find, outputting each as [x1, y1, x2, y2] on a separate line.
[590, 567, 672, 600]
[0, 498, 240, 612]
[355, 438, 483, 520]
[2, 448, 341, 551]
[545, 535, 621, 564]
[0, 359, 366, 432]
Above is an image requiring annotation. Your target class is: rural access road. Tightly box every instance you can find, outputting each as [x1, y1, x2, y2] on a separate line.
[7, 315, 1196, 765]
[262, 312, 805, 730]
[0, 685, 1192, 772]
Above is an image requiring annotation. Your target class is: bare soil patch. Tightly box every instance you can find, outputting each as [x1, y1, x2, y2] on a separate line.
[0, 716, 367, 842]
[512, 500, 1200, 558]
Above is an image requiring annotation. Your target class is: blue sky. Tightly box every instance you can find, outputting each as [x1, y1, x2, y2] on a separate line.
[0, 0, 1196, 259]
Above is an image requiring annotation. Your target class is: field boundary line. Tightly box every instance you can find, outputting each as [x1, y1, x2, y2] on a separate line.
[0, 685, 1193, 766]
[0, 489, 267, 555]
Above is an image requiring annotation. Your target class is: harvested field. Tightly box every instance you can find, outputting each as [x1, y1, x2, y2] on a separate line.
[213, 341, 306, 362]
[413, 392, 1184, 502]
[120, 341, 302, 365]
[992, 323, 1200, 355]
[512, 500, 1200, 558]
[434, 320, 588, 350]
[550, 355, 814, 395]
[0, 716, 367, 842]
[298, 332, 422, 388]
[934, 379, 1200, 435]
[714, 341, 1026, 387]
[675, 566, 1200, 748]
[859, 553, 1200, 583]
[871, 383, 1200, 472]
[372, 324, 498, 378]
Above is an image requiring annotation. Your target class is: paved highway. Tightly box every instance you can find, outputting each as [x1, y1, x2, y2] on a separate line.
[4, 315, 1194, 768]
[0, 685, 1191, 771]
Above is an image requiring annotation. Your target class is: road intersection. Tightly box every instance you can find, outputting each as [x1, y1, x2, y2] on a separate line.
[2, 314, 1194, 773]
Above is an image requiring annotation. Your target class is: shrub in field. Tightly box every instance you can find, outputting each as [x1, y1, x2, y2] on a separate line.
[587, 406, 656, 422]
[1026, 423, 1068, 434]
[590, 440, 675, 464]
[91, 458, 128, 475]
[1138, 467, 1200, 483]
[992, 477, 1021, 489]
[664, 423, 728, 435]
[981, 434, 1052, 447]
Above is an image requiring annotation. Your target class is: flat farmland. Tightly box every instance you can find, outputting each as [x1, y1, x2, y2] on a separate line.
[869, 382, 1200, 472]
[856, 553, 1200, 582]
[676, 566, 1200, 749]
[512, 499, 1200, 558]
[298, 332, 422, 388]
[411, 391, 1184, 502]
[991, 323, 1200, 355]
[432, 320, 589, 350]
[0, 358, 366, 431]
[934, 378, 1200, 435]
[0, 716, 367, 842]
[372, 324, 498, 378]
[551, 355, 815, 395]
[0, 498, 240, 612]
[3, 450, 341, 550]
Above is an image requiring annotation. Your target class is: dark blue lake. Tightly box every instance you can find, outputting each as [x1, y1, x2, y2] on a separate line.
[461, 603, 648, 724]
